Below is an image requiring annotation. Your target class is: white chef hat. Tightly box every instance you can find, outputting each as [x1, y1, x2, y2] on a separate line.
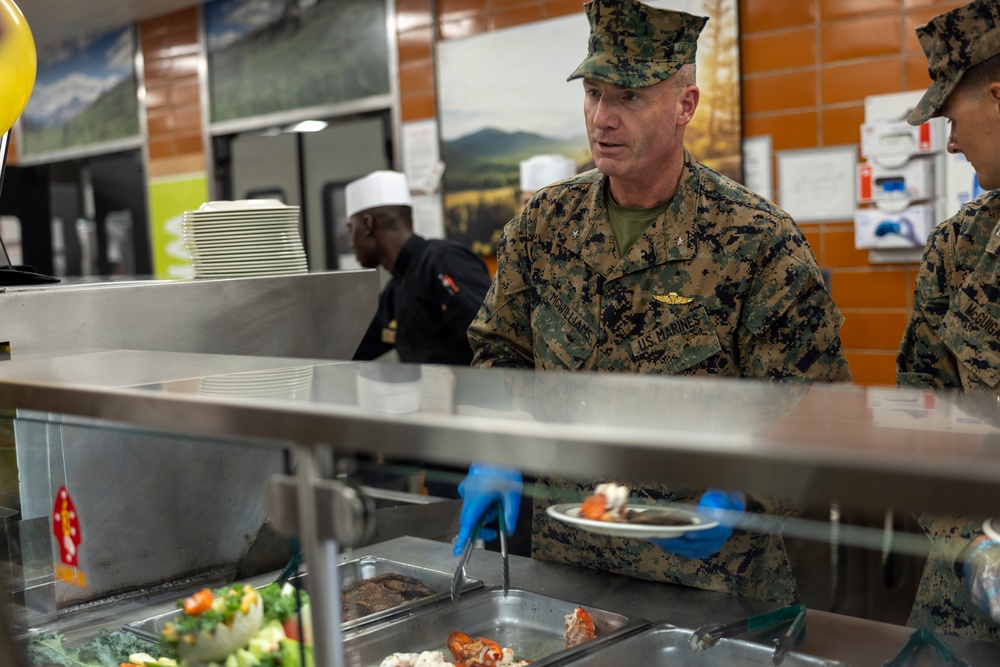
[345, 170, 412, 218]
[519, 154, 577, 193]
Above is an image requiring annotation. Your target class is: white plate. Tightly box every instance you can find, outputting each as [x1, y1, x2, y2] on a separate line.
[184, 236, 303, 247]
[186, 245, 305, 257]
[183, 231, 303, 243]
[184, 211, 298, 219]
[182, 220, 300, 232]
[193, 267, 308, 278]
[189, 254, 307, 265]
[546, 503, 718, 538]
[193, 260, 306, 269]
[197, 199, 293, 211]
[983, 518, 1000, 543]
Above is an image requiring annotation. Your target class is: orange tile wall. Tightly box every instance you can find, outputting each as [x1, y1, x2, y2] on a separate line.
[395, 0, 968, 386]
[139, 7, 208, 177]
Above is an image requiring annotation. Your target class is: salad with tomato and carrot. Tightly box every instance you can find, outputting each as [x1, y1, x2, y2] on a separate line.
[124, 582, 312, 667]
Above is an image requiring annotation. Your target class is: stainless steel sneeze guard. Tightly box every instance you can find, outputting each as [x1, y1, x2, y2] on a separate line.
[0, 351, 998, 517]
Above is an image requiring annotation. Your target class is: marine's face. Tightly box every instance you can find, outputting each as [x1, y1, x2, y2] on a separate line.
[583, 77, 696, 186]
[941, 80, 1000, 191]
[348, 213, 379, 268]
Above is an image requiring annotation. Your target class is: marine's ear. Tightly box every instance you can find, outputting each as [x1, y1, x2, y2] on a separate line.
[677, 84, 700, 128]
[989, 82, 1000, 119]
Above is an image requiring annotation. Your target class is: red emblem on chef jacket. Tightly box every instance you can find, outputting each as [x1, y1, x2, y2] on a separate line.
[52, 486, 81, 567]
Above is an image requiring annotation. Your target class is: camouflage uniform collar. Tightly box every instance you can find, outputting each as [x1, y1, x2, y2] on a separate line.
[571, 154, 698, 279]
[986, 199, 1000, 257]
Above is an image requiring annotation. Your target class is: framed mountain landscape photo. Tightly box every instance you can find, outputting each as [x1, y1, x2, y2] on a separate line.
[436, 0, 741, 254]
[204, 0, 392, 130]
[17, 25, 141, 162]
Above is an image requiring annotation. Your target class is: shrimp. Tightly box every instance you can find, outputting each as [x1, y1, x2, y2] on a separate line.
[447, 631, 504, 666]
[564, 607, 596, 648]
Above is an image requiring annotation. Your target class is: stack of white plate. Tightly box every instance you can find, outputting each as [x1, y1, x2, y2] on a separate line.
[198, 366, 315, 401]
[182, 199, 308, 278]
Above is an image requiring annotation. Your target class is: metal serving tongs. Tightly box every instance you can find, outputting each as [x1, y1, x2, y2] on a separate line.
[690, 603, 807, 665]
[451, 501, 509, 602]
[498, 503, 510, 597]
[882, 629, 971, 667]
[451, 515, 481, 602]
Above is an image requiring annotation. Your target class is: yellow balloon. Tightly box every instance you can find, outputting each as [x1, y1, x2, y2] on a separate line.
[0, 0, 36, 135]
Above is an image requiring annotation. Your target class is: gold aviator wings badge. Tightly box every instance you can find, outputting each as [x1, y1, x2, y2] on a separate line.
[653, 292, 694, 305]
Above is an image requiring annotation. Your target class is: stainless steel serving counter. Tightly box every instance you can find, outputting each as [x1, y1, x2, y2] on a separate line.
[4, 350, 1000, 666]
[361, 537, 1000, 667]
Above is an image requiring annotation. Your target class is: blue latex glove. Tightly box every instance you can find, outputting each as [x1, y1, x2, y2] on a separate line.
[650, 489, 745, 560]
[453, 463, 522, 556]
[962, 537, 1000, 623]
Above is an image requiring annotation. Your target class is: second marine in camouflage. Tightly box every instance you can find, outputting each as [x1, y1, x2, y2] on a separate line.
[898, 0, 1000, 645]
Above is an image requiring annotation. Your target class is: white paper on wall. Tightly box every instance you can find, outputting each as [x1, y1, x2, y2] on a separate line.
[777, 146, 857, 222]
[402, 120, 444, 194]
[411, 194, 445, 240]
[742, 135, 773, 203]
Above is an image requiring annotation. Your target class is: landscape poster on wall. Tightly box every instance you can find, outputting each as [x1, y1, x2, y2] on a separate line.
[436, 0, 741, 255]
[204, 0, 391, 126]
[18, 26, 140, 159]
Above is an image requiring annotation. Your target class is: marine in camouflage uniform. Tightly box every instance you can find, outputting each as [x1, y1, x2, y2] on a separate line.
[468, 0, 850, 604]
[470, 159, 849, 381]
[898, 193, 1000, 391]
[898, 0, 1000, 644]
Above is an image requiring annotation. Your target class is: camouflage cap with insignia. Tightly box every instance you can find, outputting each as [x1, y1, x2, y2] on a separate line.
[567, 0, 708, 88]
[908, 0, 1000, 125]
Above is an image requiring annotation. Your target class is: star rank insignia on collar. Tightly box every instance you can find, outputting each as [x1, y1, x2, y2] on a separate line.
[653, 292, 694, 305]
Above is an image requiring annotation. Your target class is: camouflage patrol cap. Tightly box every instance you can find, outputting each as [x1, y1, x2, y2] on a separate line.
[908, 0, 1000, 125]
[567, 0, 708, 88]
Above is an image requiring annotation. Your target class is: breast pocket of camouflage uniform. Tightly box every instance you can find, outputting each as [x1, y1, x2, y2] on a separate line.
[940, 291, 1000, 389]
[627, 305, 724, 375]
[532, 289, 596, 370]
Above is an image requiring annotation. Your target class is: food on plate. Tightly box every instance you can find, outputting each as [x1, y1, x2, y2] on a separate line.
[579, 483, 691, 526]
[341, 572, 435, 621]
[564, 607, 596, 649]
[579, 482, 630, 521]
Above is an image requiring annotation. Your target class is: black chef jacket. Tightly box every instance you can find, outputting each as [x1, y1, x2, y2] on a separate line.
[353, 235, 492, 365]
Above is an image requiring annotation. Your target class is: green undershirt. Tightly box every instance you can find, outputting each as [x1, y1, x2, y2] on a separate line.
[605, 192, 669, 256]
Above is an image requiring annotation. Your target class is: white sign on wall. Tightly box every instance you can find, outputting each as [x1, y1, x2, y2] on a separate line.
[742, 135, 773, 203]
[777, 146, 857, 222]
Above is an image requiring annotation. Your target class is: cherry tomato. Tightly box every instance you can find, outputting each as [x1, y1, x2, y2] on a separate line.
[282, 617, 300, 642]
[183, 588, 214, 615]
